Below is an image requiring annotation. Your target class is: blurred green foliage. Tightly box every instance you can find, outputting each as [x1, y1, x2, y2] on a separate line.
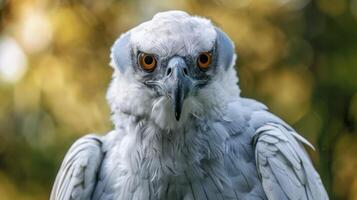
[0, 0, 356, 199]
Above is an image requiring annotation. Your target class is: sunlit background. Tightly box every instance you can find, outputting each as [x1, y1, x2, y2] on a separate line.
[0, 0, 356, 199]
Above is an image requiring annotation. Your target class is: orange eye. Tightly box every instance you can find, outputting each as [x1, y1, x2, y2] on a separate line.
[139, 53, 157, 71]
[197, 52, 212, 70]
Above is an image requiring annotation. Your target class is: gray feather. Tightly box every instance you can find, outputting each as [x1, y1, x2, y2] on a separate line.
[50, 135, 103, 200]
[254, 123, 329, 200]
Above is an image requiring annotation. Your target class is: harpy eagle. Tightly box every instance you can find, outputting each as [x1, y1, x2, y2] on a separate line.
[50, 10, 328, 200]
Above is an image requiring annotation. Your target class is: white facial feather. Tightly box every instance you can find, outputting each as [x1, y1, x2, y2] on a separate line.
[107, 10, 240, 130]
[130, 10, 217, 56]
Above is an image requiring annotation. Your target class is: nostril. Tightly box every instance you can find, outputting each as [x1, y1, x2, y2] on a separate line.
[183, 68, 188, 76]
[166, 68, 172, 76]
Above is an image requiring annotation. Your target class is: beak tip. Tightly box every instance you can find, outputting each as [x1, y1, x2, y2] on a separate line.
[175, 112, 181, 121]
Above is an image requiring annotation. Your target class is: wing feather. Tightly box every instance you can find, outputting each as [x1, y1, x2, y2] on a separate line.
[50, 135, 103, 200]
[254, 123, 328, 200]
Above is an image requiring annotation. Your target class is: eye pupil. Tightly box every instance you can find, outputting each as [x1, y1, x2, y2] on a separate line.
[197, 52, 212, 69]
[199, 54, 208, 63]
[139, 53, 157, 71]
[144, 56, 153, 64]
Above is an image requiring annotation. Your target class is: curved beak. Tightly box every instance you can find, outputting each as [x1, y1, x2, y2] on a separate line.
[164, 57, 192, 121]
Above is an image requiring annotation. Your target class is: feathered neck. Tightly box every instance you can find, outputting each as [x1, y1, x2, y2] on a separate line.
[110, 107, 230, 183]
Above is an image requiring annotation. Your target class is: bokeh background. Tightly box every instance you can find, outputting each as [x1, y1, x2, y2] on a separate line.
[0, 0, 356, 199]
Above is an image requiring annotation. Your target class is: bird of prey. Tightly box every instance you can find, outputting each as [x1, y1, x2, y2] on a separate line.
[50, 10, 328, 200]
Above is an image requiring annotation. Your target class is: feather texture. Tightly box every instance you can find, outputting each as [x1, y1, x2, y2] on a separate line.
[254, 123, 328, 200]
[50, 135, 103, 200]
